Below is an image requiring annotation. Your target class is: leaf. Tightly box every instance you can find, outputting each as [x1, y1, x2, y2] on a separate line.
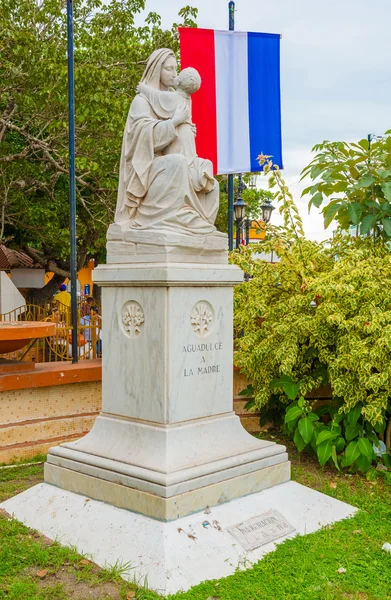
[323, 202, 342, 228]
[345, 441, 361, 466]
[271, 376, 301, 400]
[330, 423, 342, 435]
[126, 592, 136, 599]
[317, 440, 333, 466]
[307, 412, 320, 422]
[358, 138, 369, 151]
[348, 202, 363, 225]
[316, 429, 338, 446]
[382, 218, 391, 237]
[357, 437, 374, 461]
[294, 428, 308, 452]
[347, 404, 362, 427]
[312, 192, 323, 208]
[382, 182, 391, 201]
[360, 213, 378, 235]
[284, 405, 302, 424]
[331, 445, 340, 470]
[345, 423, 361, 441]
[355, 453, 372, 473]
[335, 436, 346, 453]
[356, 176, 374, 188]
[238, 386, 253, 396]
[36, 570, 48, 578]
[244, 399, 255, 411]
[298, 417, 314, 444]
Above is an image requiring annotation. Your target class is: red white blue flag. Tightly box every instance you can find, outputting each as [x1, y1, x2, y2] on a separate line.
[179, 27, 282, 175]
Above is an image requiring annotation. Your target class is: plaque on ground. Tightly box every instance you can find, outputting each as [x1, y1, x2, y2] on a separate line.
[227, 509, 295, 551]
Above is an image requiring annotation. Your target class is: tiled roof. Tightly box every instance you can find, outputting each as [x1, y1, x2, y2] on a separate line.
[0, 246, 42, 270]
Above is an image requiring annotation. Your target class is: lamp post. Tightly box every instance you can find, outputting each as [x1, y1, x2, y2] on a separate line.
[244, 199, 276, 245]
[260, 198, 276, 225]
[233, 197, 247, 249]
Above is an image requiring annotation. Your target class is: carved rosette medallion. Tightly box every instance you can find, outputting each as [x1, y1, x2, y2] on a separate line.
[121, 301, 145, 339]
[190, 301, 215, 338]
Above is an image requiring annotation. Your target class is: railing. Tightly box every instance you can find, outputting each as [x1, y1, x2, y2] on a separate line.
[0, 303, 102, 363]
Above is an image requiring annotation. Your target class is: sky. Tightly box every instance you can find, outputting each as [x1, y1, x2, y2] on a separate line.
[136, 0, 391, 240]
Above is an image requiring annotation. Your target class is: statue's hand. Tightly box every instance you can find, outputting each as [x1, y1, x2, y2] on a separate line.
[172, 104, 191, 128]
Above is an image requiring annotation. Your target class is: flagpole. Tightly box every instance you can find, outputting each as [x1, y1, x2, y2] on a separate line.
[66, 0, 78, 363]
[227, 1, 235, 251]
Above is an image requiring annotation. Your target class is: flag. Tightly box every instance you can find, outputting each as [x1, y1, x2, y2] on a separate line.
[179, 27, 282, 175]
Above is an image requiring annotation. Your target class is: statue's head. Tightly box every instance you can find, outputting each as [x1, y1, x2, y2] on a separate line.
[160, 55, 178, 89]
[141, 49, 177, 90]
[174, 68, 201, 95]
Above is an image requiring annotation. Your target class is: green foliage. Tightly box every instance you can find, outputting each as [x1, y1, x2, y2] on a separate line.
[302, 132, 391, 239]
[0, 0, 197, 275]
[232, 229, 391, 431]
[282, 390, 391, 473]
[275, 379, 391, 473]
[231, 156, 391, 471]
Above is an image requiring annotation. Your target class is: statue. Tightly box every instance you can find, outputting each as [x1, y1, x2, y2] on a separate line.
[113, 49, 224, 240]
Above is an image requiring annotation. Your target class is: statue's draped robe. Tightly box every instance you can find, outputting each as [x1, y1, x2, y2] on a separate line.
[115, 52, 219, 235]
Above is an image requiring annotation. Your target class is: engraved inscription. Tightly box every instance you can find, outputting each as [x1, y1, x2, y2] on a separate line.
[190, 301, 215, 337]
[121, 301, 144, 339]
[182, 341, 223, 377]
[227, 510, 295, 551]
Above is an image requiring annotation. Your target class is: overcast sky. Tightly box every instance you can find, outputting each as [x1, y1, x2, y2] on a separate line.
[137, 0, 391, 239]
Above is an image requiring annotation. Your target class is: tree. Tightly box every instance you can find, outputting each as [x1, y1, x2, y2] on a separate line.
[302, 132, 391, 239]
[0, 0, 197, 301]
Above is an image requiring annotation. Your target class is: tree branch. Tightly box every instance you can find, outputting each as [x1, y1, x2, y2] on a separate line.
[0, 99, 16, 142]
[23, 246, 71, 278]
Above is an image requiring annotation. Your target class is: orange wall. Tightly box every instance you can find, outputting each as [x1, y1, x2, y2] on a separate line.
[45, 259, 95, 294]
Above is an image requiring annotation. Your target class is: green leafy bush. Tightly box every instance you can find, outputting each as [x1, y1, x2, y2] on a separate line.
[231, 156, 391, 469]
[275, 376, 391, 475]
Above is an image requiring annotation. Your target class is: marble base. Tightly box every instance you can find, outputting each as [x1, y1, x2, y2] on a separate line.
[44, 460, 290, 521]
[106, 224, 228, 264]
[1, 481, 357, 595]
[46, 412, 289, 519]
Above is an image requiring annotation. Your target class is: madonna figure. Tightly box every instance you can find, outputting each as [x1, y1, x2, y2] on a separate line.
[114, 49, 221, 236]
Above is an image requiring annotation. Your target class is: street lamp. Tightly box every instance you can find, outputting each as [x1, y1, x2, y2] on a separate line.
[260, 199, 276, 224]
[248, 174, 258, 190]
[233, 197, 247, 249]
[244, 199, 276, 245]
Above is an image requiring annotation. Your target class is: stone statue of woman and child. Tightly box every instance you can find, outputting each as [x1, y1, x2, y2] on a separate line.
[107, 49, 227, 263]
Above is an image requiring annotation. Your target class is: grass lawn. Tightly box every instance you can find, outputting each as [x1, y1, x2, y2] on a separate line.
[1, 437, 390, 600]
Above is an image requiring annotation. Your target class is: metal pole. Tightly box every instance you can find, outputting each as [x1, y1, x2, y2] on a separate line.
[245, 218, 250, 245]
[235, 221, 240, 249]
[227, 1, 235, 251]
[67, 0, 78, 363]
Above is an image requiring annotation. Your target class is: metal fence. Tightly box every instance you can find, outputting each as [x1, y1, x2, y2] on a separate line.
[0, 302, 102, 363]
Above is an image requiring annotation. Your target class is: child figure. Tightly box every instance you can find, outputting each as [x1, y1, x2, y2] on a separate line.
[137, 67, 200, 166]
[137, 67, 215, 194]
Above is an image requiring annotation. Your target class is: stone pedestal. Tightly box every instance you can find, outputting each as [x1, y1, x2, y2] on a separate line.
[1, 257, 356, 594]
[45, 263, 290, 520]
